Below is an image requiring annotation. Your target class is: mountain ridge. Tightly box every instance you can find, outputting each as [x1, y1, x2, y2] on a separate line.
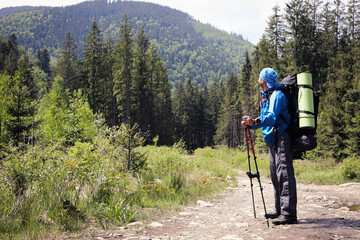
[0, 0, 253, 85]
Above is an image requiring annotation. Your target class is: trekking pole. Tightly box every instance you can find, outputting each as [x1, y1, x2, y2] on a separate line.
[245, 128, 256, 219]
[247, 128, 269, 227]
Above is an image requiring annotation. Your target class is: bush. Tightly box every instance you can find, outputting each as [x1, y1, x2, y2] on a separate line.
[342, 156, 360, 180]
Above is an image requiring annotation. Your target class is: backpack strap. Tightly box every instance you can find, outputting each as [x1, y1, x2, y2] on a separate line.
[279, 113, 290, 126]
[297, 85, 315, 116]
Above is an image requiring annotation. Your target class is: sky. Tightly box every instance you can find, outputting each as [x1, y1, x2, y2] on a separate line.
[0, 0, 288, 44]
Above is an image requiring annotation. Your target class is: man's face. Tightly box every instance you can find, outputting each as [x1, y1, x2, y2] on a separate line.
[258, 76, 265, 86]
[258, 76, 268, 90]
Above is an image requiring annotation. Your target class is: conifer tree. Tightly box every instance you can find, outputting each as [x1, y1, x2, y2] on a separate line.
[148, 45, 173, 145]
[5, 71, 36, 144]
[345, 0, 360, 47]
[37, 49, 51, 77]
[182, 78, 197, 149]
[3, 34, 19, 76]
[0, 74, 11, 143]
[283, 0, 312, 73]
[205, 82, 222, 146]
[215, 72, 242, 148]
[133, 25, 150, 131]
[172, 80, 186, 143]
[18, 52, 36, 100]
[55, 32, 79, 94]
[83, 19, 106, 115]
[103, 38, 118, 127]
[266, 4, 285, 71]
[239, 50, 253, 116]
[113, 15, 134, 124]
[317, 53, 352, 160]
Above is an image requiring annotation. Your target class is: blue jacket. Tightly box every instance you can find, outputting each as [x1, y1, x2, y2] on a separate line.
[251, 83, 290, 147]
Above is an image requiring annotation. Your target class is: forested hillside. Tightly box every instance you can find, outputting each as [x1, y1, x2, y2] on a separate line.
[1, 0, 360, 237]
[0, 0, 252, 86]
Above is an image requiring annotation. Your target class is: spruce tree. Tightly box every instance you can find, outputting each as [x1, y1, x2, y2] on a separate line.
[266, 4, 285, 71]
[5, 72, 36, 144]
[113, 15, 134, 124]
[215, 72, 242, 148]
[83, 19, 106, 115]
[133, 25, 150, 132]
[103, 38, 118, 127]
[148, 45, 173, 145]
[205, 82, 222, 146]
[0, 74, 11, 143]
[37, 49, 51, 77]
[55, 32, 79, 94]
[18, 52, 36, 100]
[283, 0, 312, 73]
[172, 80, 186, 144]
[345, 0, 360, 47]
[3, 34, 19, 76]
[317, 53, 352, 160]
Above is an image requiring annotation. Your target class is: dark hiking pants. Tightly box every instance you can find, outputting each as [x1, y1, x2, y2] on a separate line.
[269, 132, 297, 217]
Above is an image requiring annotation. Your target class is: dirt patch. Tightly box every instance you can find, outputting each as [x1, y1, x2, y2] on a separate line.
[64, 171, 360, 240]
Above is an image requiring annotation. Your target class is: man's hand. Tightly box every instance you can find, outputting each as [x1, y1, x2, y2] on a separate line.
[242, 116, 255, 129]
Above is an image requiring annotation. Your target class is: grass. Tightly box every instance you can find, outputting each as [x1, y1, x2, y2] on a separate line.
[0, 139, 358, 239]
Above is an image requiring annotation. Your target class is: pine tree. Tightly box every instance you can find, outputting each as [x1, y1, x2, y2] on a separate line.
[215, 72, 242, 148]
[83, 19, 106, 115]
[103, 38, 118, 127]
[0, 74, 11, 143]
[37, 49, 51, 77]
[239, 50, 253, 116]
[133, 25, 150, 132]
[306, 0, 326, 90]
[148, 45, 173, 145]
[205, 82, 222, 146]
[283, 0, 312, 73]
[113, 15, 134, 125]
[266, 4, 285, 71]
[3, 34, 19, 76]
[18, 52, 36, 100]
[345, 0, 360, 48]
[172, 80, 186, 143]
[317, 53, 352, 160]
[183, 78, 197, 150]
[55, 31, 79, 94]
[5, 71, 36, 144]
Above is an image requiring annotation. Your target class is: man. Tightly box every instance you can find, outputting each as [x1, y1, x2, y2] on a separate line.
[241, 67, 297, 225]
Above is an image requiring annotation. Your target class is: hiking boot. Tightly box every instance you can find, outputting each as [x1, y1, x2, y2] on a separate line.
[272, 215, 297, 225]
[264, 211, 280, 219]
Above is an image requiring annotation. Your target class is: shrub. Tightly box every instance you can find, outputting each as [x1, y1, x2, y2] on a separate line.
[341, 156, 360, 180]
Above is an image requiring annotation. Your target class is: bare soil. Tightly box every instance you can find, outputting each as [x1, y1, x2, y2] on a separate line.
[66, 170, 360, 240]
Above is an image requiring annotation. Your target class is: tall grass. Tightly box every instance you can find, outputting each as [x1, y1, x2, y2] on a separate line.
[1, 138, 358, 238]
[0, 136, 243, 238]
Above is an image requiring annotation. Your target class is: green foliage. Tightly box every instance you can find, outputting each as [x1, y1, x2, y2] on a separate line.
[341, 156, 360, 180]
[0, 134, 245, 237]
[4, 71, 36, 144]
[250, 0, 360, 162]
[54, 32, 79, 94]
[36, 76, 97, 146]
[215, 72, 242, 148]
[0, 0, 252, 86]
[114, 123, 146, 172]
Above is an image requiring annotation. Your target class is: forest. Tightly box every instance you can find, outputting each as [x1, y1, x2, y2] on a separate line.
[0, 0, 252, 86]
[0, 0, 360, 237]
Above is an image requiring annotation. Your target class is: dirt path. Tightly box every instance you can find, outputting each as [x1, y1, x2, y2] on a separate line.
[76, 171, 360, 240]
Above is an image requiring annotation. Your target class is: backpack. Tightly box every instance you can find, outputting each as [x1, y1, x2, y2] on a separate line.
[276, 73, 320, 155]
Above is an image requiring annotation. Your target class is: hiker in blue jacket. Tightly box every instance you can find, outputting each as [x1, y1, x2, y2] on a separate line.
[241, 67, 297, 225]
